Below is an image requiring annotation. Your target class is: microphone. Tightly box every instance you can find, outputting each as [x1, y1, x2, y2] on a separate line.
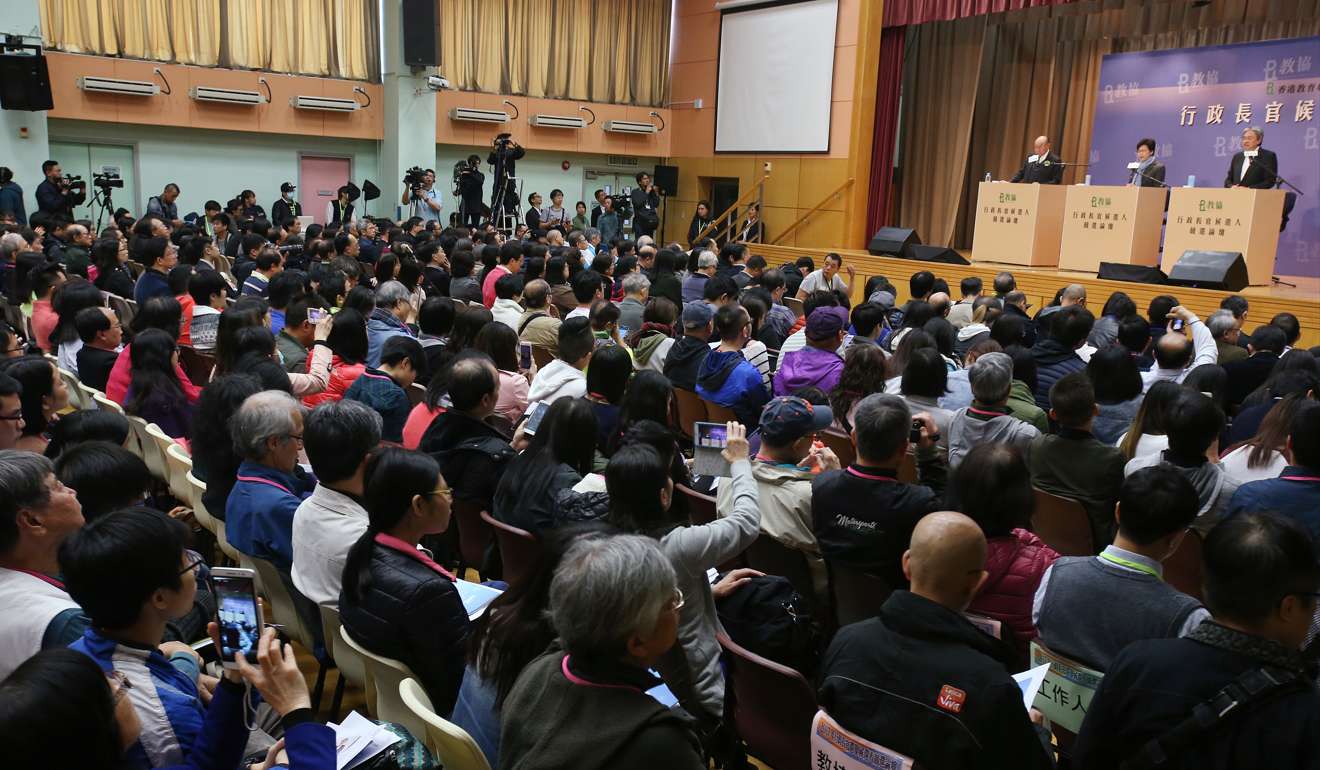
[1127, 162, 1169, 188]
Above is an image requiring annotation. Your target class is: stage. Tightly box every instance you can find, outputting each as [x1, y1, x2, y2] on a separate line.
[748, 243, 1320, 349]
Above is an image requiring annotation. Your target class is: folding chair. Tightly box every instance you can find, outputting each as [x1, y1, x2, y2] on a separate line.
[146, 423, 181, 485]
[1031, 488, 1096, 557]
[78, 382, 102, 410]
[163, 442, 194, 509]
[530, 345, 555, 369]
[93, 392, 125, 415]
[744, 535, 817, 612]
[782, 296, 805, 319]
[249, 556, 329, 713]
[408, 382, 427, 408]
[1162, 529, 1204, 601]
[481, 511, 540, 589]
[339, 626, 428, 739]
[828, 560, 893, 627]
[57, 368, 86, 409]
[319, 603, 365, 720]
[703, 399, 738, 423]
[177, 345, 216, 387]
[672, 388, 706, 440]
[399, 678, 493, 770]
[108, 295, 137, 328]
[677, 483, 717, 526]
[818, 428, 855, 468]
[718, 631, 817, 770]
[450, 500, 494, 580]
[126, 417, 167, 480]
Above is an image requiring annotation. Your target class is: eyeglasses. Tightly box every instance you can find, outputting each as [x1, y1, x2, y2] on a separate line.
[178, 553, 204, 578]
[283, 433, 304, 444]
[670, 587, 685, 612]
[107, 669, 133, 703]
[0, 411, 23, 422]
[427, 486, 453, 502]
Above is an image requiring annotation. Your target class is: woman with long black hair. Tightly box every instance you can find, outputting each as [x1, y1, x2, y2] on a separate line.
[492, 397, 597, 534]
[125, 328, 194, 440]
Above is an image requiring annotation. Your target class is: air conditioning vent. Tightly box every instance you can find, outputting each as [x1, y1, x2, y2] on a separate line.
[607, 156, 640, 167]
[529, 113, 586, 129]
[189, 86, 266, 105]
[602, 120, 658, 135]
[77, 76, 160, 97]
[449, 107, 511, 124]
[290, 95, 360, 112]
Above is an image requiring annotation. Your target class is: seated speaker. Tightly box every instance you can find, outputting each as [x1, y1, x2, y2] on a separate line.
[868, 227, 920, 259]
[1166, 250, 1248, 292]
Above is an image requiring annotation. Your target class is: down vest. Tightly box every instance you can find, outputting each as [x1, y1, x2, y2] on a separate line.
[1031, 339, 1086, 410]
[967, 529, 1059, 656]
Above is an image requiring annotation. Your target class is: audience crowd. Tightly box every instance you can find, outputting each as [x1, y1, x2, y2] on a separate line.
[0, 194, 1317, 770]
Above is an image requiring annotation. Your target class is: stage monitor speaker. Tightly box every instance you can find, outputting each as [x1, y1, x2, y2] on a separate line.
[1166, 250, 1248, 292]
[0, 53, 54, 111]
[1097, 263, 1167, 284]
[868, 227, 920, 258]
[653, 165, 679, 198]
[909, 245, 971, 265]
[401, 0, 439, 67]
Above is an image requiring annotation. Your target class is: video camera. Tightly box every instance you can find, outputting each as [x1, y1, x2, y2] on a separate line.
[61, 173, 86, 190]
[93, 171, 124, 190]
[493, 132, 514, 150]
[608, 191, 633, 218]
[403, 166, 427, 188]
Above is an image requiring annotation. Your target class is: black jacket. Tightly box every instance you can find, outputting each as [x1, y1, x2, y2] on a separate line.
[687, 215, 712, 244]
[1010, 151, 1064, 184]
[811, 459, 946, 589]
[76, 346, 119, 393]
[649, 272, 683, 310]
[1073, 622, 1320, 770]
[492, 459, 582, 535]
[35, 178, 78, 217]
[819, 591, 1053, 770]
[338, 539, 470, 716]
[662, 334, 712, 392]
[1130, 160, 1167, 187]
[631, 187, 660, 226]
[1031, 338, 1086, 410]
[271, 198, 302, 228]
[1222, 351, 1279, 408]
[418, 410, 513, 512]
[1223, 147, 1279, 189]
[1001, 303, 1038, 347]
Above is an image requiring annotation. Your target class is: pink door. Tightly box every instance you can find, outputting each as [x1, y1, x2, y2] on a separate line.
[299, 156, 352, 224]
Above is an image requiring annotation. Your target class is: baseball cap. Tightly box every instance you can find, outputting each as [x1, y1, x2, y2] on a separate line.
[868, 290, 896, 309]
[682, 301, 715, 328]
[805, 306, 849, 341]
[759, 396, 834, 445]
[280, 182, 296, 193]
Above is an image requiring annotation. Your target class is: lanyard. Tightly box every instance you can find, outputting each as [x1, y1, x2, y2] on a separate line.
[967, 406, 1006, 418]
[235, 474, 292, 495]
[1280, 476, 1320, 482]
[845, 466, 896, 482]
[12, 568, 65, 591]
[1098, 551, 1161, 580]
[373, 532, 457, 582]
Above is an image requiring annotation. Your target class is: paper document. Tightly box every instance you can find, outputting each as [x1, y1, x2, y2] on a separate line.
[457, 580, 504, 619]
[331, 711, 401, 770]
[1013, 663, 1051, 712]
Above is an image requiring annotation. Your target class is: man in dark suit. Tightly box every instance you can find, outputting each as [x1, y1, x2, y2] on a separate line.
[1010, 136, 1064, 184]
[1223, 127, 1278, 189]
[1128, 137, 1167, 187]
[1222, 323, 1286, 409]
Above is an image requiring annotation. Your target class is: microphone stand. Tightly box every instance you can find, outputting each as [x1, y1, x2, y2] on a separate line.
[1129, 168, 1169, 188]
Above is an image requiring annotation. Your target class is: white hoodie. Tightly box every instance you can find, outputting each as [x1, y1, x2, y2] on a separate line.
[526, 358, 586, 407]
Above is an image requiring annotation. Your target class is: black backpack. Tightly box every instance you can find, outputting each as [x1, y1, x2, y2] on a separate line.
[716, 574, 821, 676]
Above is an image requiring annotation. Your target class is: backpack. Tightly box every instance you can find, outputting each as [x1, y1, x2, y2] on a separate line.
[716, 574, 821, 676]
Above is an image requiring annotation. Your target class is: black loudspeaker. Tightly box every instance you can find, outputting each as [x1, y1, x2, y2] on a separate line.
[653, 165, 679, 198]
[401, 0, 439, 67]
[1167, 250, 1249, 291]
[1098, 263, 1167, 284]
[0, 53, 54, 111]
[868, 226, 920, 258]
[909, 245, 971, 265]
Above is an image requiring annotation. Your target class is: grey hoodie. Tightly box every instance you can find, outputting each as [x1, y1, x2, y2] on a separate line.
[526, 358, 586, 407]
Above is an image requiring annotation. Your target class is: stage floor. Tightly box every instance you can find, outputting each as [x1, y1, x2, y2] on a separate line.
[748, 244, 1320, 348]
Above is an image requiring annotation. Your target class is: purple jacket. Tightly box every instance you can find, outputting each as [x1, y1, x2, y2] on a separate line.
[772, 346, 843, 397]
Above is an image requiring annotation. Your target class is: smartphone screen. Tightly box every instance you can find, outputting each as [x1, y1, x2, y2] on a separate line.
[519, 342, 532, 370]
[307, 308, 326, 324]
[212, 569, 262, 666]
[523, 401, 549, 435]
[1171, 319, 1185, 331]
[695, 422, 728, 450]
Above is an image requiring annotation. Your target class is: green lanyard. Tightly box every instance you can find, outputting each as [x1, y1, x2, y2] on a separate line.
[1098, 551, 1161, 580]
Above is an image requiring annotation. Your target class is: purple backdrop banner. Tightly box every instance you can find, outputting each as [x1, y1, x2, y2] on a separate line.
[1089, 36, 1320, 278]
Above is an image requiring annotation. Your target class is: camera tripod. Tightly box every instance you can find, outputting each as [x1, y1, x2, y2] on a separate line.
[491, 173, 523, 235]
[89, 185, 116, 233]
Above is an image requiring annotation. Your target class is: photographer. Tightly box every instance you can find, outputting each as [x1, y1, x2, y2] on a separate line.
[630, 171, 660, 239]
[488, 133, 525, 218]
[145, 183, 183, 230]
[402, 167, 442, 224]
[35, 159, 85, 220]
[456, 154, 486, 229]
[543, 188, 570, 232]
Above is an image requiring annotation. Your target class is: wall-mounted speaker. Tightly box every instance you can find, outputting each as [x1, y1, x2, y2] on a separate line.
[0, 53, 54, 111]
[653, 165, 679, 198]
[402, 0, 439, 67]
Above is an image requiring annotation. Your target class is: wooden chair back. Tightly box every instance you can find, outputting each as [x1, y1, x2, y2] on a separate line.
[672, 388, 705, 439]
[818, 428, 855, 468]
[480, 511, 541, 589]
[1030, 488, 1095, 557]
[718, 632, 817, 770]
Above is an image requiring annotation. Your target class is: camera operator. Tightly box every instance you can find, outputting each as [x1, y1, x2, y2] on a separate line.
[402, 168, 442, 224]
[146, 183, 183, 230]
[455, 155, 486, 229]
[630, 172, 661, 239]
[488, 133, 525, 218]
[271, 182, 302, 229]
[35, 160, 85, 220]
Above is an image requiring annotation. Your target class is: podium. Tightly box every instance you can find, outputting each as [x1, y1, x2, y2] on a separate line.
[1162, 188, 1285, 286]
[1058, 185, 1167, 273]
[971, 182, 1066, 267]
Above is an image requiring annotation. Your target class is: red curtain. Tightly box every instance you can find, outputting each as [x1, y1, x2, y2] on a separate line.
[883, 0, 1077, 28]
[865, 26, 906, 237]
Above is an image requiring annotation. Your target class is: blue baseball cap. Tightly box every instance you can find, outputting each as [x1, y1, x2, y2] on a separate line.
[759, 396, 833, 445]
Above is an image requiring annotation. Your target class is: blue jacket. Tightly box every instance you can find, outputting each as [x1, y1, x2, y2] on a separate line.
[1030, 338, 1086, 410]
[697, 349, 768, 428]
[344, 367, 411, 442]
[1226, 465, 1320, 542]
[365, 308, 414, 368]
[72, 627, 209, 769]
[134, 268, 173, 306]
[0, 181, 26, 224]
[225, 461, 316, 572]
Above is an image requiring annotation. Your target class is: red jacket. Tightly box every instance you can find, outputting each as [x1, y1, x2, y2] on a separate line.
[967, 528, 1058, 655]
[301, 356, 365, 408]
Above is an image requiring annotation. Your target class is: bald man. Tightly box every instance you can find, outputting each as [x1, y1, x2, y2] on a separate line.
[1140, 305, 1216, 392]
[1010, 136, 1064, 185]
[819, 512, 1053, 770]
